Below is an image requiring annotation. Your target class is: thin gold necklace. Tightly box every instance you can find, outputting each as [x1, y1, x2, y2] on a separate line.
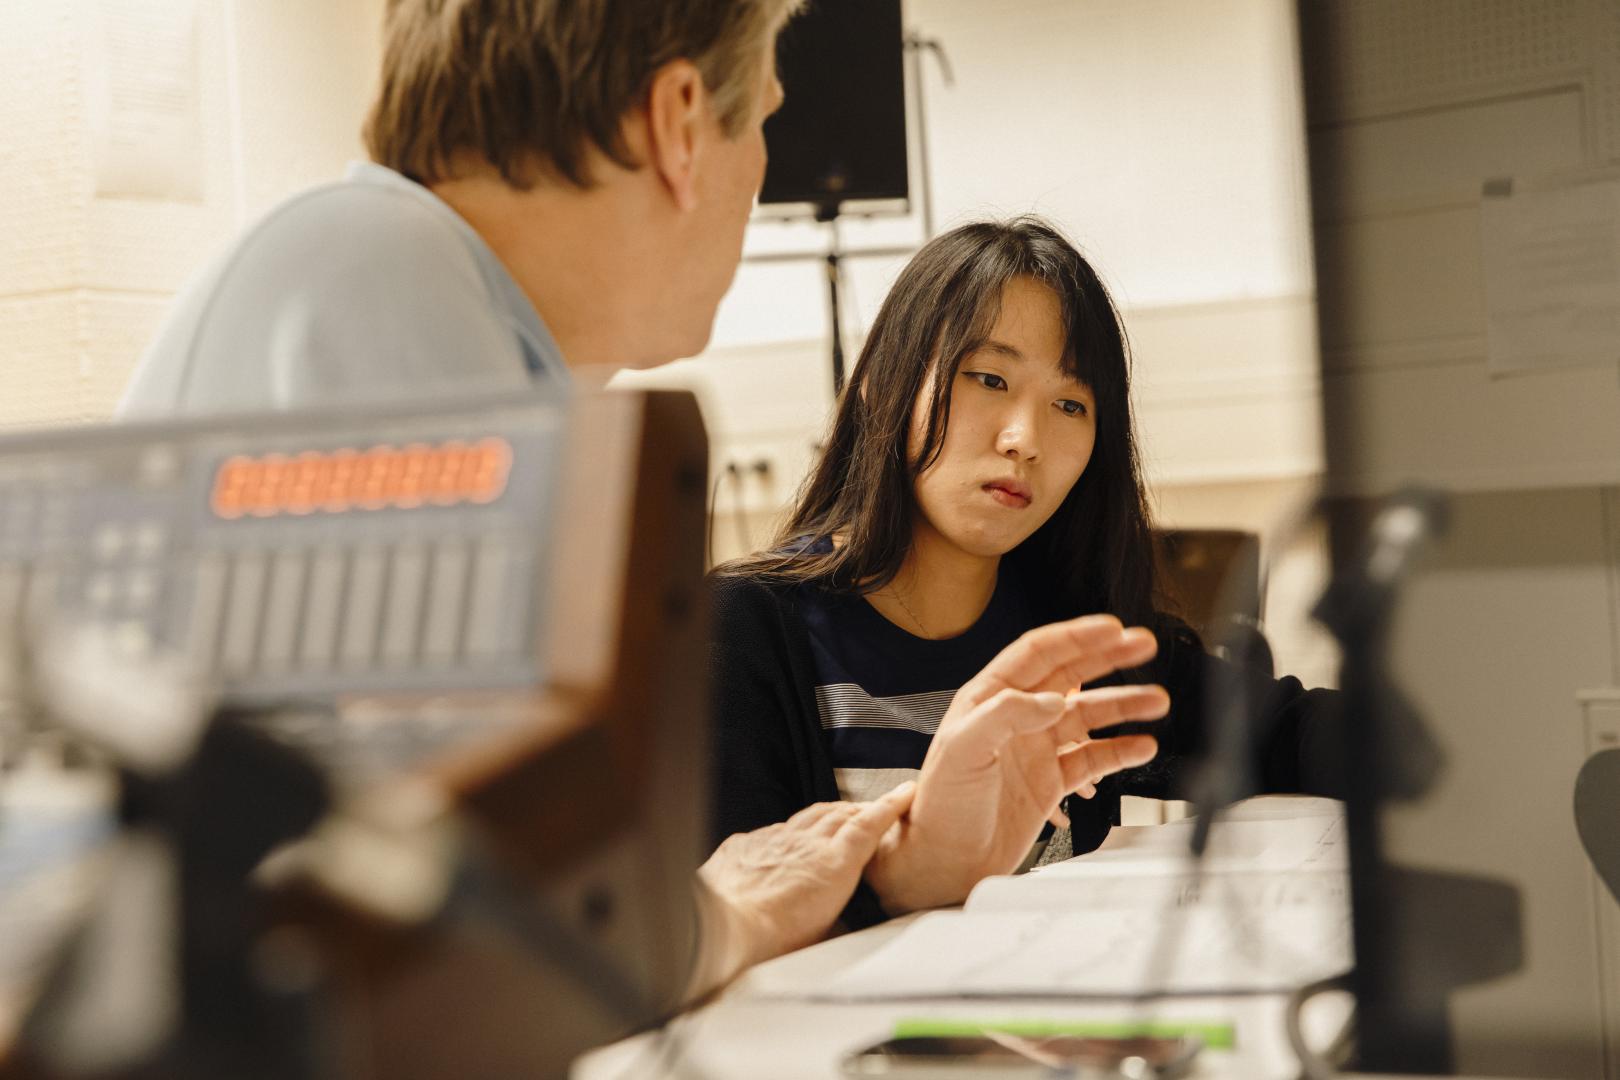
[888, 585, 932, 639]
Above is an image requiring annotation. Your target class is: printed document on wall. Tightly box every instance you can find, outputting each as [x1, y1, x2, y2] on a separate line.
[1480, 175, 1620, 375]
[84, 0, 205, 202]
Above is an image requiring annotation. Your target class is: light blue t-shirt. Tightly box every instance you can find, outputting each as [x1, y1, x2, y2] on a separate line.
[119, 162, 570, 418]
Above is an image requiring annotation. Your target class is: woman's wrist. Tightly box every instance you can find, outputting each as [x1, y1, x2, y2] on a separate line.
[864, 830, 972, 916]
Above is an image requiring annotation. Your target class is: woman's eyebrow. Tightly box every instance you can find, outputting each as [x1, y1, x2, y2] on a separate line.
[978, 339, 1026, 361]
[1058, 368, 1095, 396]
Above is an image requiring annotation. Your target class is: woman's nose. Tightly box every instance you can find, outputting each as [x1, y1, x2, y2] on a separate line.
[995, 412, 1040, 462]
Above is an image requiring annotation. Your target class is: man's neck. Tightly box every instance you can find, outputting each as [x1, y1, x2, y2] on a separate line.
[430, 168, 653, 370]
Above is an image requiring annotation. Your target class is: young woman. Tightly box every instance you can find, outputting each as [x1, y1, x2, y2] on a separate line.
[710, 217, 1338, 925]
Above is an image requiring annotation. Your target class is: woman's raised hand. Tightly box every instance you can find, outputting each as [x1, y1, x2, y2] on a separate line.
[864, 614, 1169, 914]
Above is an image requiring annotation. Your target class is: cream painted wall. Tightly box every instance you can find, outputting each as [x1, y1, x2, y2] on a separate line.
[0, 0, 384, 430]
[225, 1, 386, 224]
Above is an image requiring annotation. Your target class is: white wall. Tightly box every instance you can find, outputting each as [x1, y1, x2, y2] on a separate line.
[0, 0, 384, 429]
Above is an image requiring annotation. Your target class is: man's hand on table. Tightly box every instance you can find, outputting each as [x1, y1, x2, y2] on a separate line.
[863, 614, 1169, 915]
[689, 782, 915, 999]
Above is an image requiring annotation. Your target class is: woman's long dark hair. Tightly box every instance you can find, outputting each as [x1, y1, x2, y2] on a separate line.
[720, 216, 1161, 627]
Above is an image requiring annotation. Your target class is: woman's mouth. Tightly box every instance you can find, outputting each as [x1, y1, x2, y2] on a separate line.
[983, 481, 1032, 508]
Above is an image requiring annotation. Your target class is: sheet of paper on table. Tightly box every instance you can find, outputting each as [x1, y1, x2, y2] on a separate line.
[805, 798, 1351, 1001]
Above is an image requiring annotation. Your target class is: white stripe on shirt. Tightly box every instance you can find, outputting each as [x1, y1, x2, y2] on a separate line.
[814, 683, 955, 735]
[833, 767, 922, 804]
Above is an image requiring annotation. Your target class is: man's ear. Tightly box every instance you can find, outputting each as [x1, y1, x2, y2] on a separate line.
[644, 59, 707, 212]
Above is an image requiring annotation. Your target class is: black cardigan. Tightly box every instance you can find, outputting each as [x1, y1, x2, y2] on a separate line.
[707, 573, 1343, 926]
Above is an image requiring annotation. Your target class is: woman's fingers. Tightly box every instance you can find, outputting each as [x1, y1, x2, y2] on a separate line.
[943, 687, 1067, 756]
[1058, 733, 1159, 793]
[950, 683, 1169, 758]
[1052, 684, 1170, 743]
[969, 618, 1159, 703]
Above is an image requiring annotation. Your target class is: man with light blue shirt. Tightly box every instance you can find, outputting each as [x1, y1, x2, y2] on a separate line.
[118, 0, 922, 999]
[119, 161, 568, 414]
[122, 0, 792, 418]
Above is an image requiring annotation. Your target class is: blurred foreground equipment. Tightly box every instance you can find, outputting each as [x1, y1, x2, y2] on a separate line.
[0, 387, 710, 1079]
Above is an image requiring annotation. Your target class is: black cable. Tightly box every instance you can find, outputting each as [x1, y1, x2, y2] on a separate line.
[730, 464, 753, 557]
[902, 33, 954, 239]
[705, 467, 729, 569]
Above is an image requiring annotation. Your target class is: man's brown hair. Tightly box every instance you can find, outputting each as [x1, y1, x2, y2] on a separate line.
[365, 0, 799, 190]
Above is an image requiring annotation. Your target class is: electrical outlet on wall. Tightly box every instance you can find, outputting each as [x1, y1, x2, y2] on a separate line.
[725, 460, 768, 506]
[1580, 690, 1620, 755]
[707, 446, 797, 564]
[715, 442, 805, 516]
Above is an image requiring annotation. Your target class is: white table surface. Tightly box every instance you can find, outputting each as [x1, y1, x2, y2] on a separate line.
[572, 913, 1344, 1079]
[571, 800, 1542, 1080]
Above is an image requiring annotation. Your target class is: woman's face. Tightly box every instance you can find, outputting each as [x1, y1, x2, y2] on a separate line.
[909, 276, 1097, 562]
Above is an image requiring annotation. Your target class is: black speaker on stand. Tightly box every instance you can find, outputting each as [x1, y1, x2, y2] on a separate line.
[817, 208, 849, 393]
[759, 0, 910, 396]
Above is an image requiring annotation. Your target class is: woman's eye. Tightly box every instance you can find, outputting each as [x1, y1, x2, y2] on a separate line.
[1057, 399, 1090, 417]
[966, 371, 1008, 391]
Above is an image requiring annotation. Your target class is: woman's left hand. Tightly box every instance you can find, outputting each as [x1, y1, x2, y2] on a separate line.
[863, 614, 1169, 915]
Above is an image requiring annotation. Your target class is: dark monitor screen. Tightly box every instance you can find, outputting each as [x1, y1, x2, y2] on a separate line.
[759, 0, 908, 208]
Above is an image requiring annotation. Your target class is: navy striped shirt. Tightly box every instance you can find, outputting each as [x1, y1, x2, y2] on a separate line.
[800, 568, 1035, 800]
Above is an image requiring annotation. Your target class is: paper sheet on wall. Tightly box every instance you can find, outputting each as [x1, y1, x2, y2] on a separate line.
[1480, 176, 1620, 375]
[84, 0, 204, 201]
[801, 802, 1352, 1001]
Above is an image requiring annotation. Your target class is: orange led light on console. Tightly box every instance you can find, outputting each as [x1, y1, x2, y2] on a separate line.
[210, 437, 512, 520]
